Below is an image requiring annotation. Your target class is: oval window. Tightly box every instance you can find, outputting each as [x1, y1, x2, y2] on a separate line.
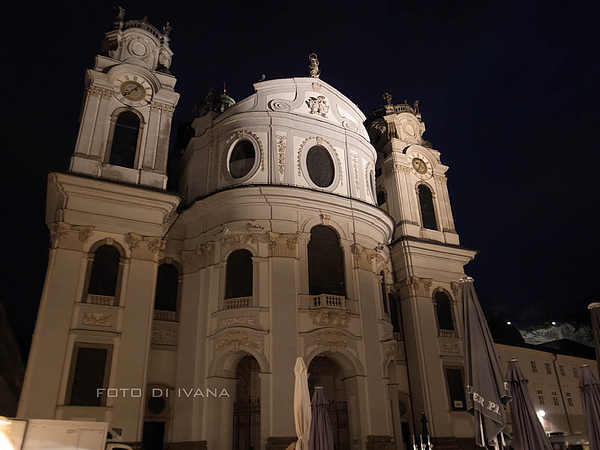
[229, 140, 255, 179]
[306, 145, 334, 188]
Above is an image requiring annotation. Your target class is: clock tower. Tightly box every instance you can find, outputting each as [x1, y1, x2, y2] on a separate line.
[70, 7, 179, 189]
[369, 95, 478, 446]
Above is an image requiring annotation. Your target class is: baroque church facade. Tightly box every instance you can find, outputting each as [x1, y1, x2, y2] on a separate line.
[18, 11, 481, 450]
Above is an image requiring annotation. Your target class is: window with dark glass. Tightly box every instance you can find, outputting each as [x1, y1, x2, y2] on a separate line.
[225, 249, 253, 299]
[229, 140, 255, 179]
[418, 185, 438, 230]
[308, 226, 345, 296]
[445, 367, 467, 411]
[154, 264, 179, 311]
[109, 111, 140, 168]
[306, 145, 334, 188]
[88, 245, 120, 296]
[68, 344, 110, 406]
[377, 190, 387, 206]
[380, 271, 389, 314]
[434, 291, 454, 331]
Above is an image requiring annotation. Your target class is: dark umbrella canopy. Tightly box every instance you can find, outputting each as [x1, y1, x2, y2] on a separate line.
[309, 387, 334, 450]
[589, 303, 600, 376]
[461, 277, 511, 448]
[579, 365, 600, 450]
[506, 359, 552, 450]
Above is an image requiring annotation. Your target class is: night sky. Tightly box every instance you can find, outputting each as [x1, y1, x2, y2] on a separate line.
[3, 1, 599, 357]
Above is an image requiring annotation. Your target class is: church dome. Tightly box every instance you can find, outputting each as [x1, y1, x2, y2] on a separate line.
[179, 77, 378, 206]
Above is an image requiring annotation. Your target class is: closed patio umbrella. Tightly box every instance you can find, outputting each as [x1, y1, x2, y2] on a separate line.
[309, 386, 334, 450]
[461, 277, 511, 448]
[579, 365, 600, 450]
[294, 358, 312, 450]
[506, 359, 552, 450]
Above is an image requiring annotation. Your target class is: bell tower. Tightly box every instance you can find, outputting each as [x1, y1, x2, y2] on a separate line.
[369, 95, 478, 446]
[70, 7, 179, 189]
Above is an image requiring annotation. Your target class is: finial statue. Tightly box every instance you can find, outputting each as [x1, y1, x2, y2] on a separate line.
[163, 22, 171, 37]
[114, 6, 125, 29]
[383, 92, 392, 106]
[309, 53, 320, 78]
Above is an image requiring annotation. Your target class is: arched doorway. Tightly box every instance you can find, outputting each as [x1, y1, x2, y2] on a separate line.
[233, 355, 261, 450]
[308, 355, 350, 450]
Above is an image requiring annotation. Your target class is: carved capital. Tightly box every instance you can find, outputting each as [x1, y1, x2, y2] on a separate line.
[268, 232, 299, 258]
[49, 222, 94, 250]
[126, 232, 165, 261]
[450, 281, 460, 298]
[351, 243, 381, 271]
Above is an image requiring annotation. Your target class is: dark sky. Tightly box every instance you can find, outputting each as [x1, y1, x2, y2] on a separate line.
[3, 0, 599, 354]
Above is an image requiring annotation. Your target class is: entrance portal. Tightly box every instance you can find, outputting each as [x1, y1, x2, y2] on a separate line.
[308, 355, 350, 450]
[233, 355, 261, 450]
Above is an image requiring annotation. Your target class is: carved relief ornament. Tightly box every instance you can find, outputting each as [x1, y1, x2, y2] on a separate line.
[309, 310, 350, 329]
[400, 276, 433, 293]
[82, 312, 112, 327]
[221, 234, 260, 250]
[181, 242, 215, 273]
[316, 330, 347, 352]
[276, 134, 286, 175]
[351, 243, 386, 272]
[216, 331, 261, 352]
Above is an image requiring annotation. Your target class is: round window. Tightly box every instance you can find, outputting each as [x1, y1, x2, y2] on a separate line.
[229, 140, 255, 179]
[306, 145, 334, 188]
[147, 396, 166, 415]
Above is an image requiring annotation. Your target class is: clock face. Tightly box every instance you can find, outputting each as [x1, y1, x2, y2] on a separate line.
[114, 75, 150, 106]
[412, 158, 428, 174]
[120, 81, 145, 101]
[410, 152, 432, 179]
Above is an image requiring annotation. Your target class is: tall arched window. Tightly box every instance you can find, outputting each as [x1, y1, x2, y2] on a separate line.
[418, 185, 438, 230]
[308, 226, 346, 297]
[225, 249, 253, 300]
[154, 263, 179, 312]
[109, 111, 140, 168]
[88, 245, 121, 297]
[434, 291, 455, 335]
[388, 293, 402, 336]
[380, 271, 389, 315]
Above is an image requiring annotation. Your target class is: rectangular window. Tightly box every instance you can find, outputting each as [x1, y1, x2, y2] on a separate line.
[537, 389, 545, 405]
[545, 362, 552, 374]
[574, 367, 579, 378]
[559, 365, 565, 376]
[531, 361, 538, 373]
[444, 367, 467, 411]
[566, 392, 573, 407]
[552, 390, 560, 406]
[66, 343, 112, 406]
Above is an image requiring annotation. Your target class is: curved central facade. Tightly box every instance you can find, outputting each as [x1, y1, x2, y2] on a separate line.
[171, 77, 397, 448]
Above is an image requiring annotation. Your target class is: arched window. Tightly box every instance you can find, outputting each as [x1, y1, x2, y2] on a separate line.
[154, 263, 179, 312]
[388, 293, 402, 335]
[109, 111, 140, 168]
[225, 249, 253, 300]
[418, 185, 438, 230]
[377, 190, 387, 207]
[434, 291, 455, 334]
[380, 271, 389, 315]
[88, 245, 121, 297]
[308, 226, 346, 297]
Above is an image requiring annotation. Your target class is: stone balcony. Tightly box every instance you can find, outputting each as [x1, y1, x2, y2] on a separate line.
[310, 294, 346, 309]
[225, 296, 252, 309]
